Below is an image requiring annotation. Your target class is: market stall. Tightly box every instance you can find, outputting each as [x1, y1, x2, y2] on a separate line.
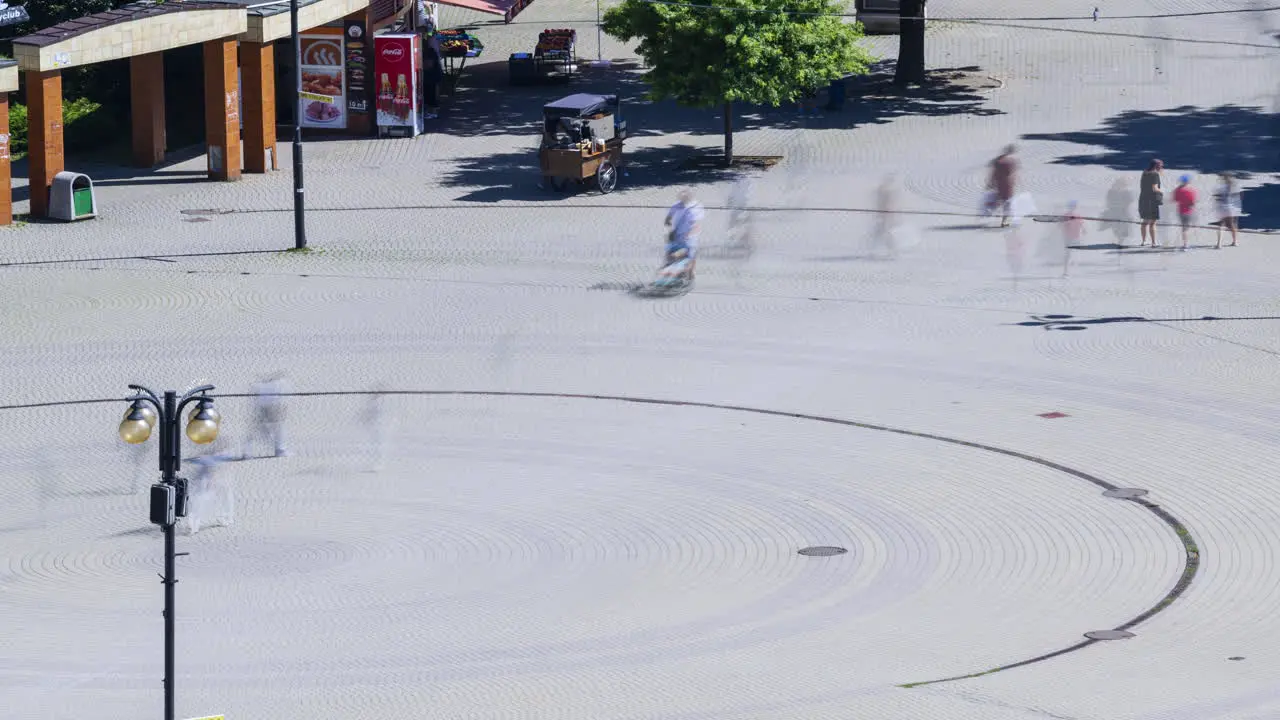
[436, 27, 483, 89]
[539, 93, 626, 194]
[509, 28, 577, 86]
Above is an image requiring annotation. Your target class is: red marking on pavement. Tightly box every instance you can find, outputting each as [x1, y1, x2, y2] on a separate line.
[1038, 412, 1069, 419]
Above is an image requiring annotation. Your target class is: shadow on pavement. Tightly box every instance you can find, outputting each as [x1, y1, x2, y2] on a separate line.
[1022, 104, 1280, 230]
[12, 143, 213, 202]
[437, 58, 1004, 140]
[441, 144, 742, 202]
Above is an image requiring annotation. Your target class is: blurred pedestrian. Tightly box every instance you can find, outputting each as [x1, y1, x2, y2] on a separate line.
[1061, 200, 1084, 276]
[988, 145, 1019, 227]
[1173, 174, 1197, 250]
[423, 46, 443, 119]
[874, 173, 900, 258]
[362, 385, 392, 473]
[1214, 172, 1242, 248]
[1138, 158, 1164, 247]
[242, 373, 290, 459]
[727, 173, 754, 257]
[179, 442, 237, 536]
[1102, 177, 1135, 246]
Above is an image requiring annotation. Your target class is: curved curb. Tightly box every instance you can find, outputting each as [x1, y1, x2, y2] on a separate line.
[4, 388, 1200, 687]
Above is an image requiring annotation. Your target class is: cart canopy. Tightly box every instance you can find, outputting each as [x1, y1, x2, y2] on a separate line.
[543, 93, 618, 119]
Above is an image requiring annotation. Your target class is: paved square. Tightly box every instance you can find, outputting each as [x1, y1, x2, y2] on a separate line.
[2, 0, 1278, 718]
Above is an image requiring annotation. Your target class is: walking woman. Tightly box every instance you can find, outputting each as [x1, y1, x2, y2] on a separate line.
[1214, 171, 1242, 248]
[1138, 158, 1164, 247]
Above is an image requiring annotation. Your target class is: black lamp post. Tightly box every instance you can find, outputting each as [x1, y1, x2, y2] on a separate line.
[118, 384, 222, 720]
[290, 0, 307, 249]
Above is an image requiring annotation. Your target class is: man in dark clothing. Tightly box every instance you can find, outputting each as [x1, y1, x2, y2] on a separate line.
[422, 46, 443, 119]
[988, 144, 1019, 227]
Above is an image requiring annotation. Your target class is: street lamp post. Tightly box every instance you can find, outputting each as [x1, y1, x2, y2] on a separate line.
[119, 384, 222, 720]
[291, 0, 307, 249]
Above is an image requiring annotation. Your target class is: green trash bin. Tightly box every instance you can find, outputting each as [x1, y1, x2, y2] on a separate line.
[50, 171, 97, 221]
[72, 187, 94, 217]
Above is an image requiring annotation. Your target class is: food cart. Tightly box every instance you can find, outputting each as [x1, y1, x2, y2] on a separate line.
[539, 93, 626, 194]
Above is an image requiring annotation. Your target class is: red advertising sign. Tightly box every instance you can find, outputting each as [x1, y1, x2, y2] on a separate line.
[374, 33, 421, 136]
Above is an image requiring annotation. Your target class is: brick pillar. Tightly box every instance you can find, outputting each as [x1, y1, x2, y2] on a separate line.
[26, 70, 63, 219]
[203, 38, 241, 181]
[130, 52, 166, 168]
[0, 94, 10, 225]
[239, 41, 277, 173]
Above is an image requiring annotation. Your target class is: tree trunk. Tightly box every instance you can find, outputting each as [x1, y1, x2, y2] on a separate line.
[723, 101, 734, 166]
[894, 0, 927, 86]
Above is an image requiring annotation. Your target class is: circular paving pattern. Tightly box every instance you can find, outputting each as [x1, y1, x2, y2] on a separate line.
[0, 392, 1189, 716]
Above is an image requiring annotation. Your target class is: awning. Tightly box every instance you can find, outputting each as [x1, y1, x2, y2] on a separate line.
[434, 0, 535, 23]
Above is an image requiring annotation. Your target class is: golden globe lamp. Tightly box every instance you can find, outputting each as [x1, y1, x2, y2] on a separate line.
[119, 406, 154, 444]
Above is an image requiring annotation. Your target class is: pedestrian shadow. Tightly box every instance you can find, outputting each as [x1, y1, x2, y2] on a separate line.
[1013, 312, 1280, 331]
[931, 223, 995, 231]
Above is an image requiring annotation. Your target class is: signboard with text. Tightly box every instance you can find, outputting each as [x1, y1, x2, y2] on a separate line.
[0, 2, 30, 28]
[343, 17, 370, 116]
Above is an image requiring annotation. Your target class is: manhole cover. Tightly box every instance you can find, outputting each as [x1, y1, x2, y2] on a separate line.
[1229, 656, 1245, 661]
[180, 208, 233, 216]
[1038, 411, 1069, 419]
[1057, 325, 1088, 331]
[1032, 214, 1067, 223]
[1103, 488, 1149, 499]
[1085, 630, 1134, 640]
[798, 546, 848, 557]
[183, 216, 211, 223]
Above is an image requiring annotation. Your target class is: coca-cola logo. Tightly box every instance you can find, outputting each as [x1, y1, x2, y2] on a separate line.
[381, 45, 404, 60]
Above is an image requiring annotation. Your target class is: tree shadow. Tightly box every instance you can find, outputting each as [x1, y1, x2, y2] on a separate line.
[1022, 104, 1280, 230]
[436, 58, 1004, 140]
[439, 143, 742, 202]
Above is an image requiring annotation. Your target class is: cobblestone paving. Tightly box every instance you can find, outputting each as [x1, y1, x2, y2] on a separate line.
[2, 0, 1279, 718]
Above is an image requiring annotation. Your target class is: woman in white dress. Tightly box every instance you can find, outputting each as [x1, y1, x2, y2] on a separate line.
[1214, 172, 1242, 249]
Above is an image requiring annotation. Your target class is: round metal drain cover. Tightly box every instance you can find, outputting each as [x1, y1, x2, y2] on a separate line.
[1103, 488, 1149, 499]
[1229, 656, 1245, 661]
[798, 546, 848, 557]
[1085, 630, 1134, 640]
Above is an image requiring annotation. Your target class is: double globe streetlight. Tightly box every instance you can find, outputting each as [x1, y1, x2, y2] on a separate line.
[119, 383, 222, 720]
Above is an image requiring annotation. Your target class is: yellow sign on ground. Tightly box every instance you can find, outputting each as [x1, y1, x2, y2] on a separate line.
[183, 715, 224, 720]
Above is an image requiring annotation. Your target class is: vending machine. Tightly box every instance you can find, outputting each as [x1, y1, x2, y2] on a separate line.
[374, 33, 423, 138]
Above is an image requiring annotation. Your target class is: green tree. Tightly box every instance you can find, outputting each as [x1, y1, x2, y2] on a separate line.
[603, 0, 875, 164]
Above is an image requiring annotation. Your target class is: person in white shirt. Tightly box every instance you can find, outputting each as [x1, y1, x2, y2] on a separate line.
[1214, 172, 1242, 248]
[242, 373, 290, 459]
[663, 188, 704, 271]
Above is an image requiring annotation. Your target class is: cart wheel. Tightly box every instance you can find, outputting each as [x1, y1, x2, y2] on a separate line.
[596, 161, 618, 194]
[550, 176, 571, 192]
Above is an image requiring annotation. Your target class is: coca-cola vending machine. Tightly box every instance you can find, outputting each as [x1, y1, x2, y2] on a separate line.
[374, 33, 423, 138]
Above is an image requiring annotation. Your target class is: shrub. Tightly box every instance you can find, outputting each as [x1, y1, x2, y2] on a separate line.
[9, 97, 113, 160]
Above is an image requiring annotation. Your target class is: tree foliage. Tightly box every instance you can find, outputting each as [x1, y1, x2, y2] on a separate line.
[603, 0, 875, 109]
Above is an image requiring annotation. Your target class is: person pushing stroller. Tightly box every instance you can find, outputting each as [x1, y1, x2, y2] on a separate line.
[658, 188, 704, 285]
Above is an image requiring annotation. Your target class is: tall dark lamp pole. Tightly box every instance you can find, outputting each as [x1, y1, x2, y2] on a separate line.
[119, 384, 222, 720]
[291, 0, 307, 249]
